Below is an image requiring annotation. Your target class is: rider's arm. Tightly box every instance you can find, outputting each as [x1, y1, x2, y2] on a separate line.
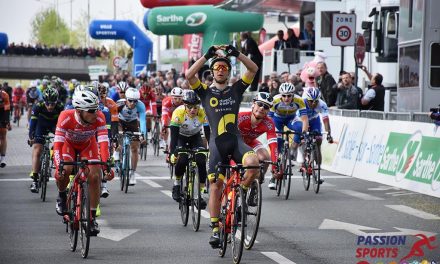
[296, 98, 309, 133]
[237, 52, 258, 85]
[185, 56, 207, 87]
[28, 104, 40, 139]
[150, 91, 158, 116]
[53, 111, 68, 170]
[203, 125, 210, 143]
[319, 100, 331, 134]
[266, 120, 279, 170]
[169, 109, 182, 153]
[96, 111, 110, 162]
[3, 92, 10, 122]
[136, 101, 147, 137]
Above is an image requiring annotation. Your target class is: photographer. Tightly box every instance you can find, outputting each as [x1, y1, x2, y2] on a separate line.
[429, 106, 440, 125]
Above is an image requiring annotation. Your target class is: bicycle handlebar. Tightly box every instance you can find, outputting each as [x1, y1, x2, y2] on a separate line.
[174, 147, 209, 155]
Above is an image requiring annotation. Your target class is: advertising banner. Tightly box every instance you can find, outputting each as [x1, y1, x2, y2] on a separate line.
[182, 33, 203, 71]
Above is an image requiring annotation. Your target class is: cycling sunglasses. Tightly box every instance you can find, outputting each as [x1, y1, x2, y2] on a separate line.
[256, 101, 270, 110]
[45, 102, 56, 106]
[212, 64, 230, 72]
[186, 104, 199, 110]
[86, 108, 98, 114]
[282, 94, 293, 98]
[128, 99, 138, 104]
[308, 99, 319, 104]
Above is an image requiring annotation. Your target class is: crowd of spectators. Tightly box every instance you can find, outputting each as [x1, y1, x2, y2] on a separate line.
[2, 42, 109, 59]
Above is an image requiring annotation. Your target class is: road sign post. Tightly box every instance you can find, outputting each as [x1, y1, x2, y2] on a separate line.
[332, 13, 356, 73]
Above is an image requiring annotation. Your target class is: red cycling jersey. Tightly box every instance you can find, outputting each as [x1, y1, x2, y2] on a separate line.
[53, 109, 109, 177]
[139, 85, 157, 116]
[12, 87, 25, 105]
[161, 96, 183, 126]
[238, 111, 278, 169]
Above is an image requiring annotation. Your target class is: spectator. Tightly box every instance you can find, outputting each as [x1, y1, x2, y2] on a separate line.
[274, 30, 288, 50]
[360, 66, 385, 111]
[288, 73, 303, 96]
[258, 82, 269, 93]
[286, 28, 300, 49]
[335, 73, 359, 109]
[240, 31, 263, 92]
[269, 78, 281, 97]
[299, 21, 315, 55]
[280, 71, 289, 83]
[349, 72, 364, 108]
[316, 62, 337, 106]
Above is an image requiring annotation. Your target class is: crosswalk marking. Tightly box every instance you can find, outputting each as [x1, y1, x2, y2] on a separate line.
[261, 252, 297, 264]
[142, 179, 162, 188]
[385, 205, 440, 220]
[337, 190, 384, 200]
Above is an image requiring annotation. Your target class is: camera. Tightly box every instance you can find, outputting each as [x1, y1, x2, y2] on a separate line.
[429, 106, 439, 113]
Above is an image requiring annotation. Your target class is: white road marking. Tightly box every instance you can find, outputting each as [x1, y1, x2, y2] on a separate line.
[368, 185, 400, 191]
[385, 191, 417, 196]
[201, 210, 210, 219]
[97, 219, 139, 242]
[385, 205, 440, 220]
[142, 179, 162, 188]
[161, 190, 173, 198]
[264, 175, 350, 179]
[261, 252, 297, 264]
[338, 190, 384, 200]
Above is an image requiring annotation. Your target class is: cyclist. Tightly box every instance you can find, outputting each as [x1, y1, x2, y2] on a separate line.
[186, 44, 260, 248]
[169, 90, 210, 208]
[26, 81, 41, 123]
[161, 87, 184, 149]
[268, 82, 309, 189]
[113, 81, 130, 102]
[0, 86, 11, 167]
[139, 81, 158, 134]
[12, 83, 25, 123]
[301, 88, 333, 181]
[28, 88, 64, 193]
[53, 89, 114, 236]
[115, 88, 147, 185]
[238, 92, 279, 181]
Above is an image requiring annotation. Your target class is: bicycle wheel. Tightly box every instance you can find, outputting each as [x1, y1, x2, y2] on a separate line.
[244, 179, 261, 250]
[180, 172, 189, 226]
[124, 144, 131, 193]
[231, 186, 245, 264]
[80, 182, 90, 258]
[276, 147, 288, 197]
[312, 149, 321, 194]
[191, 167, 201, 232]
[40, 151, 50, 202]
[218, 194, 228, 257]
[169, 162, 174, 179]
[68, 190, 78, 252]
[153, 124, 160, 156]
[302, 152, 311, 191]
[118, 157, 124, 191]
[283, 151, 292, 200]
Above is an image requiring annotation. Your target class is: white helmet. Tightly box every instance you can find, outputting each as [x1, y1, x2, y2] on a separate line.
[279, 82, 295, 95]
[170, 87, 184, 97]
[253, 92, 274, 107]
[16, 83, 22, 88]
[30, 81, 37, 88]
[117, 81, 130, 92]
[125, 88, 140, 100]
[72, 90, 99, 110]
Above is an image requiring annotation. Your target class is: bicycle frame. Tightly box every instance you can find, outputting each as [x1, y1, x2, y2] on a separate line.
[117, 131, 141, 193]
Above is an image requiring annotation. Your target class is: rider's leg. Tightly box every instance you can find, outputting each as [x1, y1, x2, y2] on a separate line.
[0, 127, 7, 166]
[31, 143, 43, 176]
[288, 119, 303, 161]
[130, 141, 140, 171]
[273, 116, 285, 154]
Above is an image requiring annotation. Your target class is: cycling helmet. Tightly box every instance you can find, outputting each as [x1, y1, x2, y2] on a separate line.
[253, 92, 273, 107]
[72, 90, 99, 110]
[125, 88, 140, 100]
[29, 81, 37, 88]
[43, 87, 59, 103]
[170, 87, 184, 97]
[279, 82, 295, 95]
[305, 88, 321, 101]
[117, 81, 130, 92]
[183, 90, 200, 105]
[90, 80, 100, 90]
[98, 82, 109, 94]
[209, 56, 231, 71]
[83, 85, 99, 96]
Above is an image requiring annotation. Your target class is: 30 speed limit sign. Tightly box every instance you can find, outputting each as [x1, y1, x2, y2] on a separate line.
[332, 13, 356, 46]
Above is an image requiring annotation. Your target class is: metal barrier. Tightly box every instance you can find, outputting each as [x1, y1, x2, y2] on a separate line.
[385, 112, 412, 121]
[412, 112, 432, 123]
[360, 110, 387, 120]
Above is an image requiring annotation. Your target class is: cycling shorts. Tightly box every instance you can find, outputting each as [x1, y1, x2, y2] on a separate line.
[120, 120, 140, 141]
[34, 122, 56, 145]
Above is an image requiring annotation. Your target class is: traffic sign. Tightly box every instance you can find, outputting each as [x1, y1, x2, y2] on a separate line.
[332, 13, 356, 46]
[112, 56, 121, 67]
[355, 33, 366, 65]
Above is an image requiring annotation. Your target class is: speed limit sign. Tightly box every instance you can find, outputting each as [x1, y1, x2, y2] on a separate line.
[332, 13, 356, 46]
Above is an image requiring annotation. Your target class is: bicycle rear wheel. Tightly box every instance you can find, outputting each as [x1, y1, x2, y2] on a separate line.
[191, 168, 201, 232]
[180, 172, 189, 226]
[40, 152, 50, 202]
[153, 124, 160, 156]
[231, 187, 245, 264]
[68, 190, 78, 252]
[118, 158, 124, 191]
[283, 152, 292, 200]
[80, 182, 90, 258]
[244, 179, 261, 250]
[302, 153, 311, 191]
[124, 144, 131, 193]
[218, 195, 228, 257]
[168, 163, 174, 179]
[312, 149, 321, 194]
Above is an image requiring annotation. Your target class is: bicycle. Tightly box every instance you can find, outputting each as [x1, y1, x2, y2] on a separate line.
[163, 125, 173, 179]
[215, 160, 261, 264]
[300, 131, 324, 194]
[174, 147, 209, 232]
[147, 115, 161, 156]
[38, 135, 54, 202]
[60, 159, 109, 259]
[276, 131, 299, 200]
[13, 102, 22, 127]
[116, 131, 141, 193]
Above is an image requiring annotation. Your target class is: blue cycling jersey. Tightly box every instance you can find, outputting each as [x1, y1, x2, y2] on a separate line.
[117, 99, 147, 136]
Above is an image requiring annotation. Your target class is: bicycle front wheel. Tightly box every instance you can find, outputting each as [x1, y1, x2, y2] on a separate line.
[244, 179, 261, 250]
[191, 168, 201, 232]
[180, 172, 189, 226]
[283, 151, 292, 200]
[40, 152, 50, 202]
[218, 194, 228, 257]
[154, 124, 160, 156]
[231, 187, 245, 264]
[312, 149, 321, 194]
[80, 182, 90, 258]
[302, 153, 311, 191]
[68, 190, 78, 252]
[124, 144, 131, 193]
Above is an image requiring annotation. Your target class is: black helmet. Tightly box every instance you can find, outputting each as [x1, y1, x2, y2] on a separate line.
[183, 90, 201, 105]
[209, 56, 231, 71]
[43, 87, 59, 103]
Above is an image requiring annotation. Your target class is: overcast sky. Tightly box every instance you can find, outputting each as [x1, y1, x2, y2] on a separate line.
[0, 0, 151, 44]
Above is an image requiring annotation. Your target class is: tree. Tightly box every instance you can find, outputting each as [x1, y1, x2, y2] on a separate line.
[31, 8, 70, 46]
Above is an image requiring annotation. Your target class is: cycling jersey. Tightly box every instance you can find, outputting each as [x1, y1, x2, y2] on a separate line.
[161, 96, 183, 126]
[303, 98, 329, 134]
[12, 87, 25, 104]
[117, 99, 147, 136]
[26, 88, 40, 105]
[53, 109, 109, 173]
[238, 111, 278, 166]
[269, 94, 307, 119]
[29, 102, 64, 144]
[101, 97, 118, 122]
[0, 91, 11, 128]
[139, 85, 157, 116]
[170, 105, 208, 137]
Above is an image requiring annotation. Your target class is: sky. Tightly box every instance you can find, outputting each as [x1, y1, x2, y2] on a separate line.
[0, 0, 154, 45]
